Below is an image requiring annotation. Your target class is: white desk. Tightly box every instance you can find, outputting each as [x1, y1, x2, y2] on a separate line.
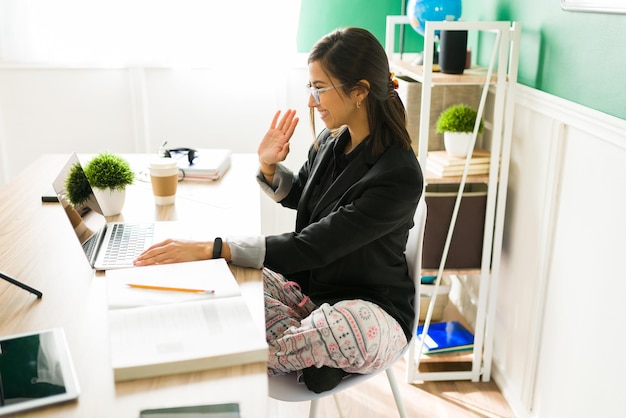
[0, 153, 267, 418]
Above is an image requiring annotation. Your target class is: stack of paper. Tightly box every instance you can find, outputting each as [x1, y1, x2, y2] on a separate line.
[104, 259, 268, 382]
[426, 149, 492, 177]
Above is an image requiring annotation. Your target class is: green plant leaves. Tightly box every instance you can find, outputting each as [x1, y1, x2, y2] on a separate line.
[436, 104, 484, 134]
[83, 153, 134, 191]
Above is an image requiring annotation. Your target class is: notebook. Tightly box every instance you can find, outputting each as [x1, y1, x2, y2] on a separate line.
[174, 148, 231, 181]
[52, 153, 186, 270]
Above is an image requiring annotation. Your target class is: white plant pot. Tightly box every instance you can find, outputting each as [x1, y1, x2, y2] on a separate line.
[444, 131, 474, 158]
[92, 187, 126, 217]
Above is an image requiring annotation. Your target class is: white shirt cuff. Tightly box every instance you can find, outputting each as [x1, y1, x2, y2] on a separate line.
[225, 235, 265, 269]
[256, 163, 293, 202]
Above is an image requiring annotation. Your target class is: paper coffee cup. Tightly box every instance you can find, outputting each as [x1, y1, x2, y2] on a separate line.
[149, 158, 178, 205]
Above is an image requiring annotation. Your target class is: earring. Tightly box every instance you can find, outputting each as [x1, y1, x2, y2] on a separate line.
[356, 101, 361, 109]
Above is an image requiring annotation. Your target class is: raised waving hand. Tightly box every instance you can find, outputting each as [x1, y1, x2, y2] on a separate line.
[258, 109, 299, 170]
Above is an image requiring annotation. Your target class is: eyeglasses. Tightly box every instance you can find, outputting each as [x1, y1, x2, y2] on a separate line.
[305, 83, 344, 105]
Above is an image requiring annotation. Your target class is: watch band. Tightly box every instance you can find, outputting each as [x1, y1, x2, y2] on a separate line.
[212, 237, 222, 259]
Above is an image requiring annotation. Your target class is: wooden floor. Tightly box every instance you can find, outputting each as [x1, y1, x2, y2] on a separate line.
[267, 358, 515, 418]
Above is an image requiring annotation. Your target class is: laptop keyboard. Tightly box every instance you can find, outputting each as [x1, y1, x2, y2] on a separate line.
[82, 232, 100, 261]
[102, 223, 155, 267]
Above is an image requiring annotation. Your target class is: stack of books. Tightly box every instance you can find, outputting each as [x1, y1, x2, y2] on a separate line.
[416, 321, 474, 354]
[426, 149, 492, 177]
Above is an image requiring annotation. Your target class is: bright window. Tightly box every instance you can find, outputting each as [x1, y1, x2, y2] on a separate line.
[0, 0, 301, 67]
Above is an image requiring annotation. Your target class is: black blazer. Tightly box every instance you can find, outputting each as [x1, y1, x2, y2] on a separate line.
[264, 129, 423, 339]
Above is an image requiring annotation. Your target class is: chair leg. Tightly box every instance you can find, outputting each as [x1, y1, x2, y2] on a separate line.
[386, 367, 409, 418]
[308, 398, 319, 418]
[332, 393, 347, 418]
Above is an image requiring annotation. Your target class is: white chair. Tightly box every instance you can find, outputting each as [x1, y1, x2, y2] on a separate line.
[268, 197, 427, 418]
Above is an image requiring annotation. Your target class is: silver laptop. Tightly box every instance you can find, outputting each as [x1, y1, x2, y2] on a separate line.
[52, 153, 182, 270]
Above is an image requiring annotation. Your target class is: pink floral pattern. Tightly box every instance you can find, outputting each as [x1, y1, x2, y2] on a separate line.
[262, 268, 407, 376]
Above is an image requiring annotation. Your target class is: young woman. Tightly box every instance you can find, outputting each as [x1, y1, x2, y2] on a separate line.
[134, 27, 423, 393]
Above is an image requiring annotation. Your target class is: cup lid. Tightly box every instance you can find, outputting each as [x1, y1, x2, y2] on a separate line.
[149, 157, 177, 169]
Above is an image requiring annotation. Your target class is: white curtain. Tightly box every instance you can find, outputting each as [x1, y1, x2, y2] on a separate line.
[0, 0, 301, 67]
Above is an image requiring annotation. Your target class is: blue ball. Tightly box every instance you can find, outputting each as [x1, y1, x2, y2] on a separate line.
[407, 0, 463, 36]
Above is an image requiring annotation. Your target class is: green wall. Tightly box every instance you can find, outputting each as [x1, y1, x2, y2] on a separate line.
[464, 0, 626, 120]
[297, 1, 424, 61]
[297, 0, 626, 120]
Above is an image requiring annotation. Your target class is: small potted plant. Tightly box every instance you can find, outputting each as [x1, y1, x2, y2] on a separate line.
[436, 104, 484, 158]
[83, 152, 135, 216]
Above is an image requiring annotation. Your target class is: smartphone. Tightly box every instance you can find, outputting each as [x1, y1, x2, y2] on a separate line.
[41, 187, 59, 202]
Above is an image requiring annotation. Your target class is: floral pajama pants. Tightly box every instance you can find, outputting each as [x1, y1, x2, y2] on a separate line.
[263, 268, 408, 376]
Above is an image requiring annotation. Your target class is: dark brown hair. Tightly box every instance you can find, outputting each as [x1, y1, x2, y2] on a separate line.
[308, 27, 412, 155]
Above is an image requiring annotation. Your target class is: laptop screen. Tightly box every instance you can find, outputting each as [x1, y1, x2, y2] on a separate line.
[52, 154, 107, 263]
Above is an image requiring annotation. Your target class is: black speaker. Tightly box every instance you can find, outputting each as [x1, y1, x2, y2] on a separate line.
[439, 30, 468, 74]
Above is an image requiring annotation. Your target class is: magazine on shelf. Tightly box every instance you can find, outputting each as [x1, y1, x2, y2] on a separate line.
[427, 149, 491, 166]
[417, 321, 474, 354]
[426, 149, 493, 177]
[426, 161, 491, 177]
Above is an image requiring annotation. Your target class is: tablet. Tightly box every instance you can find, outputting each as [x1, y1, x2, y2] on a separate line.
[0, 328, 80, 416]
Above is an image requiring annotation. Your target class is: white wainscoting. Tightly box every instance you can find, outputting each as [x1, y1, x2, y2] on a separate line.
[494, 85, 626, 418]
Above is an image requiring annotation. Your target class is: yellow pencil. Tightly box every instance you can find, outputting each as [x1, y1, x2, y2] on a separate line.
[126, 283, 215, 294]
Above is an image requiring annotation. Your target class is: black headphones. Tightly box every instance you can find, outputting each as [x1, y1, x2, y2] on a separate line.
[163, 147, 197, 165]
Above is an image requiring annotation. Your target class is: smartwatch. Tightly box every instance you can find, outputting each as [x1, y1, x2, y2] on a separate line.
[212, 237, 223, 259]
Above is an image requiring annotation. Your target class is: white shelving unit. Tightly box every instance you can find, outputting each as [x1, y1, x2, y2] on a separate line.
[386, 18, 521, 382]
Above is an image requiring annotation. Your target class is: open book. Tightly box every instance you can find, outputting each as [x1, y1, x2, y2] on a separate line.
[105, 259, 268, 382]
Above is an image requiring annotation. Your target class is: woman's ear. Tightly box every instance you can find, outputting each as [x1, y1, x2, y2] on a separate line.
[352, 79, 371, 103]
